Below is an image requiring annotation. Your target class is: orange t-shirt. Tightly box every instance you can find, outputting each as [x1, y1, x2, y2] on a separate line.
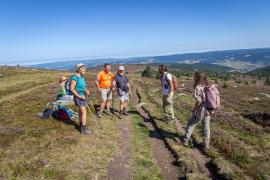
[97, 71, 115, 89]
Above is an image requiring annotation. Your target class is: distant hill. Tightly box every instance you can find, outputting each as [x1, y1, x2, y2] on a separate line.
[247, 66, 270, 77]
[30, 47, 270, 72]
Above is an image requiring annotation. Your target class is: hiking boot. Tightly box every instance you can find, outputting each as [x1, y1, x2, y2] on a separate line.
[183, 141, 189, 147]
[81, 126, 92, 135]
[123, 108, 129, 116]
[97, 111, 102, 118]
[105, 108, 112, 115]
[181, 136, 189, 147]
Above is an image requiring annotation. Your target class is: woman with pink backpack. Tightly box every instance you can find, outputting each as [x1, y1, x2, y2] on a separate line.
[182, 72, 220, 152]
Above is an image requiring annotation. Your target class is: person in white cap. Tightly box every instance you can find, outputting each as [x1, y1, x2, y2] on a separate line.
[70, 63, 91, 135]
[114, 66, 130, 118]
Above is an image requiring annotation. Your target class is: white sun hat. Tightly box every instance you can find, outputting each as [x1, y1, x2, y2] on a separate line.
[118, 66, 125, 71]
[75, 63, 86, 72]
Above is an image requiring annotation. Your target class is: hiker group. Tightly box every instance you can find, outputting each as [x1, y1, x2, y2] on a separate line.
[52, 63, 130, 135]
[49, 63, 220, 152]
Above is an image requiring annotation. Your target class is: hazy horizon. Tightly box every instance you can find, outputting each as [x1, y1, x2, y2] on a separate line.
[1, 46, 269, 66]
[1, 0, 270, 65]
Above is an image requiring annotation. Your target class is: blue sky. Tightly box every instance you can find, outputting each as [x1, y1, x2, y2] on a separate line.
[0, 0, 270, 65]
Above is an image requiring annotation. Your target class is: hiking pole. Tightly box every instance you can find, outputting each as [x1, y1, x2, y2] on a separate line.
[88, 98, 103, 129]
[86, 103, 103, 130]
[111, 88, 116, 121]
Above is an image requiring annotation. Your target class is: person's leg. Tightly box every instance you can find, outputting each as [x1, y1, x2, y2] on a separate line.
[100, 89, 107, 112]
[202, 115, 211, 149]
[162, 95, 166, 114]
[104, 89, 112, 111]
[162, 95, 169, 120]
[123, 101, 128, 108]
[78, 109, 82, 126]
[183, 116, 201, 143]
[123, 92, 129, 115]
[80, 106, 87, 126]
[80, 105, 91, 135]
[119, 100, 124, 111]
[98, 89, 107, 117]
[166, 93, 175, 121]
[100, 100, 107, 112]
[106, 100, 111, 111]
[163, 94, 174, 121]
[119, 99, 124, 118]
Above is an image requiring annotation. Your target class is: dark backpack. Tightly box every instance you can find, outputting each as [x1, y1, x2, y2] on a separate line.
[42, 108, 53, 119]
[51, 105, 75, 121]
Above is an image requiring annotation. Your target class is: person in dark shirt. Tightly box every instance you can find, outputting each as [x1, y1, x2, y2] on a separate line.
[114, 66, 129, 118]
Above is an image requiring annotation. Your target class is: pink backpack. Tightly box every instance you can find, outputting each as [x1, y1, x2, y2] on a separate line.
[204, 84, 220, 110]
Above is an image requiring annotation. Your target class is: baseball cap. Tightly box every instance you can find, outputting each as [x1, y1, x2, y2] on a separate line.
[118, 66, 125, 71]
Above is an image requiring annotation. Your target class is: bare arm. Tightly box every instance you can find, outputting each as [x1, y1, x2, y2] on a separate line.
[168, 79, 174, 95]
[70, 80, 84, 99]
[95, 80, 100, 89]
[113, 80, 117, 89]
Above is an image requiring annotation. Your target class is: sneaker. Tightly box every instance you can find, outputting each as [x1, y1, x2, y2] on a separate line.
[81, 126, 92, 135]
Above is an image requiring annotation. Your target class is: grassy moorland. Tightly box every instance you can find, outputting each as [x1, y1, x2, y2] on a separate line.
[0, 67, 121, 179]
[0, 67, 165, 179]
[132, 72, 270, 179]
[1, 66, 270, 179]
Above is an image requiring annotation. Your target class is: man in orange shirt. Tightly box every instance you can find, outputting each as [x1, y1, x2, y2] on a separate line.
[95, 63, 115, 118]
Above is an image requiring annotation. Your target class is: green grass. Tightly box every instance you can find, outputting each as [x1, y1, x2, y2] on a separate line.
[134, 77, 270, 179]
[129, 105, 162, 180]
[0, 67, 119, 179]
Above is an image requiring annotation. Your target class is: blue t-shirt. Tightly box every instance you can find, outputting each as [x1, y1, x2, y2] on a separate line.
[115, 74, 129, 92]
[70, 75, 86, 96]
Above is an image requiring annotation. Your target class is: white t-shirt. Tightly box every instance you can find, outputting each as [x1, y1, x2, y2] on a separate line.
[161, 72, 172, 95]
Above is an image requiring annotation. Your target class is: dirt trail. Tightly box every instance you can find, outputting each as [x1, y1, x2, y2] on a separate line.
[132, 89, 184, 179]
[106, 115, 133, 180]
[135, 85, 225, 179]
[174, 122, 213, 177]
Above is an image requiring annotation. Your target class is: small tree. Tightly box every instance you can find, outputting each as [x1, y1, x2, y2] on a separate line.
[141, 65, 156, 78]
[223, 81, 228, 88]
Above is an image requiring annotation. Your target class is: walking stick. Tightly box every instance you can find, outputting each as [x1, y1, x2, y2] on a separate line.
[109, 88, 116, 121]
[88, 98, 103, 129]
[87, 99, 103, 130]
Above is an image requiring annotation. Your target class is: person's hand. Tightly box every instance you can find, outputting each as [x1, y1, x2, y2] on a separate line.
[80, 95, 86, 100]
[85, 90, 90, 96]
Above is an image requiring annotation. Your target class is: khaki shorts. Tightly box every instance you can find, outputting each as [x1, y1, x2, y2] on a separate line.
[119, 91, 129, 102]
[100, 88, 112, 101]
